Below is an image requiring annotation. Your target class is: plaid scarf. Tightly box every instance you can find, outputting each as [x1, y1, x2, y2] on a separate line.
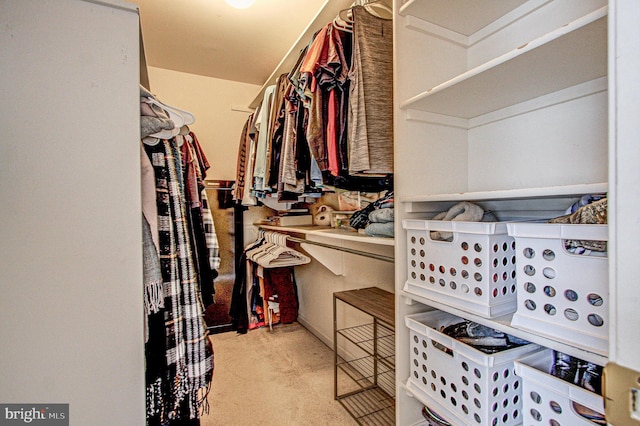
[145, 139, 214, 423]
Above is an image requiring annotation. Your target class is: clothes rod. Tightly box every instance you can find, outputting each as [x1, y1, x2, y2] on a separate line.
[285, 235, 394, 263]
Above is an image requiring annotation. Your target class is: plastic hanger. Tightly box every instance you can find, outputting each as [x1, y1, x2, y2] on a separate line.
[140, 96, 196, 139]
[334, 9, 353, 32]
[336, 0, 392, 26]
[247, 231, 310, 268]
[364, 0, 392, 19]
[142, 136, 160, 146]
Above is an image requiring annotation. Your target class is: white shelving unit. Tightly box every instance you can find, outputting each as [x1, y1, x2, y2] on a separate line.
[393, 1, 611, 424]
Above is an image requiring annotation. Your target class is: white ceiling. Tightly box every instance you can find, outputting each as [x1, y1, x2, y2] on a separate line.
[134, 0, 328, 85]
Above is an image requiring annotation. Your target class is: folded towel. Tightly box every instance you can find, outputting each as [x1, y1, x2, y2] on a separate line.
[431, 202, 485, 241]
[364, 221, 394, 238]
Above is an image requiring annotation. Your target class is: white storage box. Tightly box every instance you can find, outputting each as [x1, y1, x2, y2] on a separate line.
[514, 349, 605, 425]
[506, 223, 608, 354]
[403, 219, 517, 318]
[405, 311, 541, 426]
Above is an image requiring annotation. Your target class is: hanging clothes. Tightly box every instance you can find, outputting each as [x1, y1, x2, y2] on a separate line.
[263, 267, 299, 324]
[348, 5, 393, 175]
[230, 232, 302, 333]
[232, 114, 253, 202]
[234, 4, 393, 205]
[253, 85, 277, 192]
[201, 190, 220, 272]
[178, 133, 217, 308]
[305, 22, 352, 177]
[266, 74, 290, 189]
[143, 138, 214, 424]
[139, 87, 216, 424]
[277, 85, 306, 201]
[242, 108, 259, 206]
[229, 237, 264, 334]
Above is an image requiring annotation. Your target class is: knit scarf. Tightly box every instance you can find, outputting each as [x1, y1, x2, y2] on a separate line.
[145, 139, 214, 424]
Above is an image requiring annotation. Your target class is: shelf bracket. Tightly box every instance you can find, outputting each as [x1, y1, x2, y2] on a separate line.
[300, 242, 344, 275]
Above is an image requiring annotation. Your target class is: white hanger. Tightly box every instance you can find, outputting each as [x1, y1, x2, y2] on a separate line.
[142, 136, 161, 146]
[336, 0, 392, 26]
[334, 9, 353, 32]
[248, 231, 310, 268]
[141, 96, 196, 139]
[364, 0, 392, 19]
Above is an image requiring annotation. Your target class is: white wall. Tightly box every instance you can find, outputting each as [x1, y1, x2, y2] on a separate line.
[0, 0, 144, 424]
[147, 67, 260, 181]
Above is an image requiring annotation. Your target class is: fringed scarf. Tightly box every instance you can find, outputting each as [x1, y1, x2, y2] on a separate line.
[145, 138, 214, 424]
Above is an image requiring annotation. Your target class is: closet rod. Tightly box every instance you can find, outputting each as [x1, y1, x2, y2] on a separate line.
[285, 235, 394, 263]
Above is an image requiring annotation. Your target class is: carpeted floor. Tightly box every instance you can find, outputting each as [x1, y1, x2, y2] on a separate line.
[203, 323, 357, 425]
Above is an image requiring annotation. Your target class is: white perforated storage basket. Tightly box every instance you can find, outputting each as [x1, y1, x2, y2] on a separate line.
[514, 349, 605, 426]
[403, 220, 517, 318]
[506, 223, 608, 354]
[405, 311, 541, 426]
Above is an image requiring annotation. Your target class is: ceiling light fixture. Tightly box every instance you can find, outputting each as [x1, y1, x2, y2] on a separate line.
[224, 0, 256, 9]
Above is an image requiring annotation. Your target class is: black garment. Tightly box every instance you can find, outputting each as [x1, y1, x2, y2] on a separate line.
[188, 206, 215, 308]
[350, 190, 394, 229]
[229, 239, 263, 334]
[294, 101, 311, 182]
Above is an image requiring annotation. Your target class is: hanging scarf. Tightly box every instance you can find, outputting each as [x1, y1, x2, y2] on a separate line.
[144, 138, 214, 423]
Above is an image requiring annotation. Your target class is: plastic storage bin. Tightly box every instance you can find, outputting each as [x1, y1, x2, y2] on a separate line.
[405, 310, 541, 426]
[506, 223, 608, 354]
[514, 349, 605, 425]
[403, 219, 517, 318]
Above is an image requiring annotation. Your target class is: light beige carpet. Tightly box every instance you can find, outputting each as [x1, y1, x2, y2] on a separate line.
[203, 323, 357, 426]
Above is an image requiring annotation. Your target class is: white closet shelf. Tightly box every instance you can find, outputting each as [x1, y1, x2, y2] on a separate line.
[399, 0, 532, 41]
[399, 290, 608, 366]
[399, 8, 607, 119]
[258, 224, 395, 246]
[399, 183, 608, 215]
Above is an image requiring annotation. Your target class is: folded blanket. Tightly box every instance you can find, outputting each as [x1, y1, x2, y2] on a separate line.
[369, 207, 394, 223]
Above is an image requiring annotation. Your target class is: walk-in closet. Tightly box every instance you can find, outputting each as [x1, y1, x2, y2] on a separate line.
[2, 0, 639, 425]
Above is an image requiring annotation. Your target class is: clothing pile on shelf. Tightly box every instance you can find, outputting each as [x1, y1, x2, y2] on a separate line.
[140, 86, 218, 426]
[233, 4, 393, 207]
[349, 190, 394, 237]
[230, 231, 307, 334]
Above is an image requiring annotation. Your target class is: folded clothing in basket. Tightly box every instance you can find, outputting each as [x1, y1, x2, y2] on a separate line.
[441, 320, 530, 354]
[430, 202, 498, 241]
[550, 351, 603, 395]
[548, 197, 607, 253]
